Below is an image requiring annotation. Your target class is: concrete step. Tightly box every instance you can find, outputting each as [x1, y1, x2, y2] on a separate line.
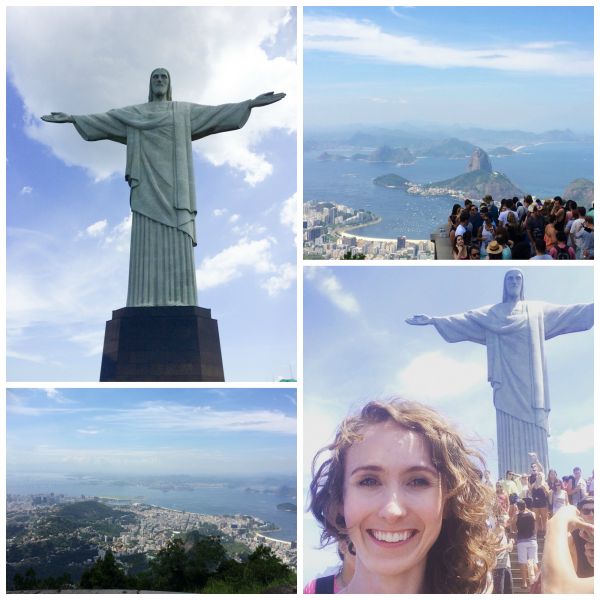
[506, 536, 545, 595]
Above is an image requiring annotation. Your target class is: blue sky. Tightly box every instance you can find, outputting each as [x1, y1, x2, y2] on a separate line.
[6, 7, 297, 382]
[303, 264, 594, 580]
[7, 388, 297, 477]
[304, 6, 593, 131]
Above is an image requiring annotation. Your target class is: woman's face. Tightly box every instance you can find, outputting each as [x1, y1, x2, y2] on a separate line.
[456, 236, 464, 247]
[342, 422, 444, 582]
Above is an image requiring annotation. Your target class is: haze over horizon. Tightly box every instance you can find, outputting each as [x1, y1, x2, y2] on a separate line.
[305, 6, 593, 132]
[7, 388, 297, 478]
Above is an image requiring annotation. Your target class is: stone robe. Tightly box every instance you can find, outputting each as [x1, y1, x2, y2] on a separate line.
[73, 100, 252, 306]
[431, 301, 593, 475]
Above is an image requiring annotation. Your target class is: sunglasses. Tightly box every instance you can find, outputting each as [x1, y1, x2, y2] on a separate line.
[581, 507, 594, 516]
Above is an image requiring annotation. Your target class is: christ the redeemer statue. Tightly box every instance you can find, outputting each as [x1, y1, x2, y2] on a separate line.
[406, 269, 593, 476]
[42, 67, 284, 307]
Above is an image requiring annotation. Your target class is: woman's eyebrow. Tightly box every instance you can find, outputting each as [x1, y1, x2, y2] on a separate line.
[349, 465, 383, 476]
[349, 464, 438, 477]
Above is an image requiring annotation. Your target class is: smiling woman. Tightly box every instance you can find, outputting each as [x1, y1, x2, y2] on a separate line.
[307, 400, 496, 594]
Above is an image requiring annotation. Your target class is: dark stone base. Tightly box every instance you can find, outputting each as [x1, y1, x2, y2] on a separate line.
[99, 306, 225, 382]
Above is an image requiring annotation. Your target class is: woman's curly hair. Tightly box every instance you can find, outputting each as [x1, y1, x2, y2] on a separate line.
[309, 399, 496, 594]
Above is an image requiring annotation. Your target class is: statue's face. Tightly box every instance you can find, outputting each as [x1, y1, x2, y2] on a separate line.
[504, 271, 523, 298]
[150, 69, 170, 98]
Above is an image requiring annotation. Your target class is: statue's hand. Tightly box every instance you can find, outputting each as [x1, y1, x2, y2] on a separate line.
[405, 314, 433, 326]
[250, 92, 286, 108]
[41, 112, 73, 123]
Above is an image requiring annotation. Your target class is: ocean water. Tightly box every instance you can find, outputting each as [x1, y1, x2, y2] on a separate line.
[7, 474, 296, 543]
[304, 142, 593, 240]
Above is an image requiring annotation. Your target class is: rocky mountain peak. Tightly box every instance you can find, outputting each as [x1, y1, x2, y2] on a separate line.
[468, 147, 492, 173]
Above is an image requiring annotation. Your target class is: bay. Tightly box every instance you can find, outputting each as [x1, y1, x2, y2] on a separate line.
[304, 142, 593, 240]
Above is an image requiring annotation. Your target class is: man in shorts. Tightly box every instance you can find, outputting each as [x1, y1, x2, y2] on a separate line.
[511, 499, 538, 589]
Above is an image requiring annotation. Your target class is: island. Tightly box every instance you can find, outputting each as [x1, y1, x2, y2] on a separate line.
[368, 145, 415, 164]
[376, 148, 523, 200]
[423, 137, 477, 158]
[373, 173, 410, 189]
[276, 503, 297, 512]
[317, 146, 414, 164]
[487, 146, 516, 157]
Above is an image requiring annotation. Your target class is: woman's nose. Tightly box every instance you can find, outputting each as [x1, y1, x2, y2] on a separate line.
[378, 490, 407, 520]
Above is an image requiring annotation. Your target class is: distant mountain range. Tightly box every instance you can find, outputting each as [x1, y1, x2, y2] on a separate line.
[305, 125, 592, 154]
[318, 145, 415, 164]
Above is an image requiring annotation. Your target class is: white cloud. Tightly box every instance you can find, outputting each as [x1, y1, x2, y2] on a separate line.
[78, 219, 107, 238]
[232, 222, 268, 237]
[551, 424, 594, 454]
[20, 186, 33, 195]
[44, 389, 78, 405]
[6, 392, 78, 416]
[196, 237, 276, 290]
[213, 208, 228, 217]
[280, 192, 297, 245]
[7, 350, 47, 364]
[393, 351, 488, 402]
[306, 268, 360, 315]
[229, 213, 240, 223]
[99, 402, 296, 435]
[77, 428, 100, 436]
[304, 16, 592, 77]
[68, 329, 105, 357]
[8, 6, 296, 185]
[7, 226, 129, 334]
[261, 262, 296, 296]
[366, 96, 408, 105]
[103, 214, 132, 252]
[522, 41, 570, 50]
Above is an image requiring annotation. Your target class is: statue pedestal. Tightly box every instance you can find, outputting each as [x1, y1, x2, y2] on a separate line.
[99, 306, 225, 382]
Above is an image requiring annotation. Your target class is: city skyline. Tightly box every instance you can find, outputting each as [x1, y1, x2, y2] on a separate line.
[304, 6, 593, 132]
[7, 6, 297, 382]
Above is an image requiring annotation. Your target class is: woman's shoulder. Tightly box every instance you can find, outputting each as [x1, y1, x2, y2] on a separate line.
[304, 575, 337, 594]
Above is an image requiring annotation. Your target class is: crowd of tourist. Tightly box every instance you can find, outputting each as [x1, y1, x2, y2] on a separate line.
[490, 452, 594, 593]
[449, 196, 594, 260]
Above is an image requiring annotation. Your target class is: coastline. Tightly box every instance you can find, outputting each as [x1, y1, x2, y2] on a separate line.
[339, 230, 426, 243]
[135, 502, 292, 544]
[334, 215, 382, 234]
[336, 217, 427, 243]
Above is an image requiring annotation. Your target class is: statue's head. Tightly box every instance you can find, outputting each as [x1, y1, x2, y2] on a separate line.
[148, 67, 172, 102]
[502, 269, 525, 302]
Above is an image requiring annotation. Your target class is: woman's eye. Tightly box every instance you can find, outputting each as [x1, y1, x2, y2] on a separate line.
[359, 477, 379, 487]
[408, 478, 431, 488]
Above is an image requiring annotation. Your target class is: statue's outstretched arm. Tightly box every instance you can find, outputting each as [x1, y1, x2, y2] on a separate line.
[41, 112, 74, 123]
[250, 92, 286, 108]
[405, 314, 433, 326]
